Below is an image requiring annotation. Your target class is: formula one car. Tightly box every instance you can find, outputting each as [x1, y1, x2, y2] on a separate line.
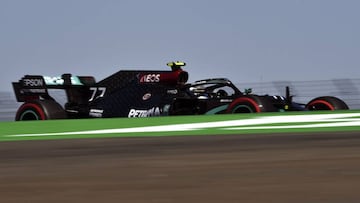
[12, 62, 349, 121]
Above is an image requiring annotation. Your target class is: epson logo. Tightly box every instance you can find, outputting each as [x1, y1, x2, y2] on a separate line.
[23, 78, 44, 87]
[140, 74, 160, 83]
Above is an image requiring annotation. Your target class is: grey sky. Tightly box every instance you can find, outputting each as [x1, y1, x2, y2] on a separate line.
[1, 0, 359, 91]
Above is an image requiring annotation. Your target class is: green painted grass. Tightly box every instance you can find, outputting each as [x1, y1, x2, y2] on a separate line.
[0, 110, 359, 142]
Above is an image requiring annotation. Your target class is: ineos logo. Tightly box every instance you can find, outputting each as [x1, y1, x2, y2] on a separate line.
[140, 74, 160, 83]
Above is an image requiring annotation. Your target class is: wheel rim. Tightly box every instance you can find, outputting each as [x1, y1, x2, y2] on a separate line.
[232, 105, 254, 113]
[308, 100, 335, 110]
[16, 103, 46, 121]
[20, 110, 40, 120]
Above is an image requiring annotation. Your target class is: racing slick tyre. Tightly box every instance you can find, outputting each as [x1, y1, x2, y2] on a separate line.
[15, 100, 67, 121]
[226, 95, 276, 113]
[306, 96, 349, 111]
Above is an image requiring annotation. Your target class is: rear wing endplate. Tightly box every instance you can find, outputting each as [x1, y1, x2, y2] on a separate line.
[12, 74, 95, 102]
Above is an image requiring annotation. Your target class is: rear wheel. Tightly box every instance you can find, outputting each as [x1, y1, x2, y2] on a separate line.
[15, 100, 67, 121]
[306, 96, 349, 111]
[226, 96, 276, 113]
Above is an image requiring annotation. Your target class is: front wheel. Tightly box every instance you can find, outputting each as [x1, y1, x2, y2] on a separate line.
[15, 100, 67, 121]
[306, 96, 349, 111]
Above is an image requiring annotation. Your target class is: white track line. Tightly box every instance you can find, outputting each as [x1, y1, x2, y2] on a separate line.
[6, 113, 360, 137]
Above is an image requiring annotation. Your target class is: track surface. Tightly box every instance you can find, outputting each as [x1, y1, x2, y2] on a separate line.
[1, 132, 360, 203]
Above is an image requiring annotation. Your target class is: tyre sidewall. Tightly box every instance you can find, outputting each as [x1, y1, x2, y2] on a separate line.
[15, 100, 66, 121]
[226, 96, 275, 113]
[16, 102, 46, 121]
[306, 96, 349, 110]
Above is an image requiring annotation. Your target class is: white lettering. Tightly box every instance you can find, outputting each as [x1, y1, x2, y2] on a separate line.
[140, 74, 160, 83]
[128, 107, 162, 118]
[167, 89, 178, 94]
[23, 79, 44, 87]
[29, 89, 46, 93]
[89, 87, 107, 102]
[89, 109, 103, 118]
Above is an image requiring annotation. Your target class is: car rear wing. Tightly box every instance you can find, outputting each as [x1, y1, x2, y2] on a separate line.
[12, 74, 96, 102]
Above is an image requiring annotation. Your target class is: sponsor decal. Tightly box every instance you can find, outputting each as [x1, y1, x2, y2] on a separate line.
[23, 78, 44, 87]
[220, 99, 233, 103]
[27, 89, 47, 94]
[273, 95, 285, 100]
[43, 76, 83, 86]
[140, 74, 160, 83]
[89, 109, 104, 118]
[142, 93, 152, 101]
[20, 77, 47, 94]
[128, 107, 161, 117]
[20, 89, 47, 94]
[167, 89, 178, 94]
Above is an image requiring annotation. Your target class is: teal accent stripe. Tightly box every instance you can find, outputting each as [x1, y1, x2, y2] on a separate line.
[205, 105, 229, 115]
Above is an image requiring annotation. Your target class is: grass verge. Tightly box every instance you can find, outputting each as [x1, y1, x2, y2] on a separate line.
[0, 110, 359, 142]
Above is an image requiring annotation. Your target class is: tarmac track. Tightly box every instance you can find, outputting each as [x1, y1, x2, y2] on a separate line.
[0, 132, 360, 203]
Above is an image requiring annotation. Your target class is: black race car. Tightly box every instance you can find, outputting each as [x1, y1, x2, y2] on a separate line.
[12, 62, 349, 121]
[171, 78, 349, 115]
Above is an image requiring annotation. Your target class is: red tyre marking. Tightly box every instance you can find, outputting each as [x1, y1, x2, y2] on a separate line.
[227, 97, 261, 113]
[18, 103, 46, 120]
[307, 100, 335, 110]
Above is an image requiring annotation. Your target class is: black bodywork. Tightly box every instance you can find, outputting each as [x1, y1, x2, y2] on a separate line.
[13, 63, 189, 120]
[171, 78, 296, 115]
[12, 62, 349, 121]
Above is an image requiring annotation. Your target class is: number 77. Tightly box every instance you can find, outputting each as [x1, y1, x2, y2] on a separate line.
[89, 87, 106, 101]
